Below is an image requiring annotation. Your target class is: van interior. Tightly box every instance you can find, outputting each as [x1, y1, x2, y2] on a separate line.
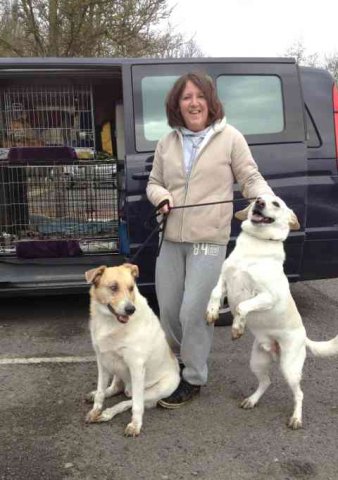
[0, 69, 125, 259]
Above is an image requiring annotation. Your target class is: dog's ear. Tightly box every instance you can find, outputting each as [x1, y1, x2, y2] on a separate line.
[124, 263, 139, 278]
[234, 203, 251, 221]
[85, 265, 106, 285]
[288, 210, 300, 231]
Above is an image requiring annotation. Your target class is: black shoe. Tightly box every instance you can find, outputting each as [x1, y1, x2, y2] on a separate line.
[158, 379, 201, 409]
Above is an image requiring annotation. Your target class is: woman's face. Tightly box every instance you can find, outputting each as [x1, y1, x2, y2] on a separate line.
[179, 80, 209, 132]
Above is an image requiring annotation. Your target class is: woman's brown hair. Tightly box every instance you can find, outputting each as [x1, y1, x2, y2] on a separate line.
[166, 72, 224, 128]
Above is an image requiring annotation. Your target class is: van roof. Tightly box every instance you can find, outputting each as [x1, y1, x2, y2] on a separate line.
[0, 56, 297, 69]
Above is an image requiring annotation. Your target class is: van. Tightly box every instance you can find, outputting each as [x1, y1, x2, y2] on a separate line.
[0, 57, 337, 298]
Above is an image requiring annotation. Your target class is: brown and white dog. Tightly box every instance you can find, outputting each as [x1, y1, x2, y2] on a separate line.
[85, 263, 179, 437]
[4, 118, 44, 147]
[206, 194, 338, 429]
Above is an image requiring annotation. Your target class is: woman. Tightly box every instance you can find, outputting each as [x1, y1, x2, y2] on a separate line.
[146, 72, 274, 408]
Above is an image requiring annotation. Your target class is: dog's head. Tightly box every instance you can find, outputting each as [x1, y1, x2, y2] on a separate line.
[235, 194, 300, 241]
[7, 119, 28, 141]
[85, 263, 139, 324]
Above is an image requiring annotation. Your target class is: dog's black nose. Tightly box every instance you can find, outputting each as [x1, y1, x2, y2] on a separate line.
[124, 304, 136, 316]
[255, 197, 265, 210]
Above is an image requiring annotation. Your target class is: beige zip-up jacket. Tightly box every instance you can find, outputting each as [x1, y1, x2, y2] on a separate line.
[146, 118, 273, 245]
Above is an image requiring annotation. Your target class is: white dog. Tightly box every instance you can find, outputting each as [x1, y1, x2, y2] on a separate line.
[85, 263, 180, 437]
[206, 194, 338, 429]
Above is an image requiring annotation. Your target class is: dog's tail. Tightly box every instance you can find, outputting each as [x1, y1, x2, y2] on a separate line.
[306, 335, 338, 357]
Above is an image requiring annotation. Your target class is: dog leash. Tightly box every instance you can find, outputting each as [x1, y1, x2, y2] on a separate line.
[124, 200, 168, 263]
[125, 197, 255, 264]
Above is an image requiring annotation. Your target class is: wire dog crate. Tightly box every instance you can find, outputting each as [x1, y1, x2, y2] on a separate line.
[0, 85, 95, 149]
[0, 163, 119, 255]
[0, 84, 119, 257]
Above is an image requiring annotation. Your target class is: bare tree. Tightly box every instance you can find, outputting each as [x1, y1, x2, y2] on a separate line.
[324, 52, 338, 84]
[283, 40, 307, 64]
[283, 41, 337, 84]
[283, 40, 320, 67]
[152, 29, 203, 58]
[0, 0, 203, 58]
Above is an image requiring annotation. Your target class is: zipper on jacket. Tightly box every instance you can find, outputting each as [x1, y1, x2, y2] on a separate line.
[176, 127, 220, 241]
[180, 163, 193, 241]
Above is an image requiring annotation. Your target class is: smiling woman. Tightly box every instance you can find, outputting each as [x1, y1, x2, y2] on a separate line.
[166, 72, 224, 132]
[178, 81, 209, 131]
[146, 71, 274, 409]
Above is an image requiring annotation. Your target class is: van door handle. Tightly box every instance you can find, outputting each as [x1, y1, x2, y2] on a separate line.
[132, 172, 150, 180]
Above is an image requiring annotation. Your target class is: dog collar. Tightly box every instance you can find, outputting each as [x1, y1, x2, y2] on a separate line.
[242, 229, 284, 242]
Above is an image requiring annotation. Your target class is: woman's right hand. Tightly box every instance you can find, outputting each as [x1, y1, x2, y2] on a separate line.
[158, 195, 173, 214]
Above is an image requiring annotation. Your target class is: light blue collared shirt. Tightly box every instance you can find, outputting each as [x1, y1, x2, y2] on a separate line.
[180, 126, 211, 176]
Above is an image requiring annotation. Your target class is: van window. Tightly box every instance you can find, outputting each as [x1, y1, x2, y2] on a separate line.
[216, 75, 284, 135]
[135, 73, 284, 151]
[141, 75, 178, 142]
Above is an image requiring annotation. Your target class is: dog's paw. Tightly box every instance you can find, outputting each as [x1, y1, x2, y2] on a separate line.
[240, 397, 256, 409]
[206, 304, 219, 324]
[231, 325, 244, 340]
[288, 416, 302, 430]
[231, 313, 245, 339]
[94, 408, 115, 423]
[85, 408, 102, 423]
[125, 422, 141, 437]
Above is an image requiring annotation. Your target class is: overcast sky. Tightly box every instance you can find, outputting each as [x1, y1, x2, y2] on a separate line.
[169, 0, 338, 60]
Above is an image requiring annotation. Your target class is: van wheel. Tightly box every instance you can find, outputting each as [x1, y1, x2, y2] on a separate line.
[215, 302, 232, 327]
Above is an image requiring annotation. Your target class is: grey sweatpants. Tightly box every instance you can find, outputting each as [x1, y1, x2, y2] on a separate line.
[155, 240, 227, 386]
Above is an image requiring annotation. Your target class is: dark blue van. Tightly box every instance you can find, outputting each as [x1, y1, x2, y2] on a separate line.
[0, 57, 337, 297]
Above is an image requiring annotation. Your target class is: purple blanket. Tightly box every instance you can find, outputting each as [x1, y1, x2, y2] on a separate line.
[16, 240, 82, 258]
[8, 147, 77, 165]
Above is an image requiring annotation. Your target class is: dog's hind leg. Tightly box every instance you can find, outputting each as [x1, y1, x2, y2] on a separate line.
[280, 346, 306, 430]
[98, 399, 133, 423]
[241, 340, 272, 409]
[85, 375, 125, 403]
[97, 374, 179, 437]
[105, 375, 125, 397]
[95, 361, 147, 436]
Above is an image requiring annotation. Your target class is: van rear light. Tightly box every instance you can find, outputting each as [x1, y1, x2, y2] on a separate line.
[333, 84, 338, 163]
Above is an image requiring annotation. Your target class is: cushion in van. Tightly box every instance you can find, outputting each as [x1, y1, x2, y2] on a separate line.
[8, 147, 77, 165]
[16, 240, 82, 258]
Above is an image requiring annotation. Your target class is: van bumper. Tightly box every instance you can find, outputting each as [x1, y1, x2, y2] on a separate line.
[0, 255, 119, 297]
[0, 254, 156, 297]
